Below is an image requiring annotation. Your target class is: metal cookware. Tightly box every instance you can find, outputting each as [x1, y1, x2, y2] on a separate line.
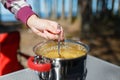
[28, 40, 89, 80]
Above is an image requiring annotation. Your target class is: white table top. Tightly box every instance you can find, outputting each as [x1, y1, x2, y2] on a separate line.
[0, 55, 120, 80]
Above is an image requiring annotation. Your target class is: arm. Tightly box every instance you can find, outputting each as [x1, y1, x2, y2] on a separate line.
[0, 0, 64, 40]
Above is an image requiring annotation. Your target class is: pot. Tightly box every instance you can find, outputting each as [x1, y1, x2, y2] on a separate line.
[28, 40, 89, 80]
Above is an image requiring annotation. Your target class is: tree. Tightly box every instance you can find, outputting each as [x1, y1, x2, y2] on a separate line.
[61, 0, 65, 20]
[68, 0, 73, 24]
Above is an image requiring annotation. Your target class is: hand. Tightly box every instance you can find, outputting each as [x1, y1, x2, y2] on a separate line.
[27, 15, 64, 40]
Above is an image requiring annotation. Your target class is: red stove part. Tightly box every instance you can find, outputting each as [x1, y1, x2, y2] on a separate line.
[27, 56, 51, 72]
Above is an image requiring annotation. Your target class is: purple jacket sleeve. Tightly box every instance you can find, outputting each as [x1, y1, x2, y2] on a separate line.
[0, 0, 35, 24]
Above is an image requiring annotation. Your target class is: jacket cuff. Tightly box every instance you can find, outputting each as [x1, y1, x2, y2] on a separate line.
[16, 6, 35, 24]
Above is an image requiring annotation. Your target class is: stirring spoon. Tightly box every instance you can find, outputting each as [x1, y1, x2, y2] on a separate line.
[57, 24, 62, 57]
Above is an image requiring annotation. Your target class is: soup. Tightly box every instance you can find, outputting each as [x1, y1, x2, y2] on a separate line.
[35, 41, 87, 59]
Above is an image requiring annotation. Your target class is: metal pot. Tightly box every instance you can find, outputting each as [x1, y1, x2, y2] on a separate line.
[28, 40, 89, 80]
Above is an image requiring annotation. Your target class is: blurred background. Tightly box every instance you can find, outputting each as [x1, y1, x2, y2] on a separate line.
[0, 0, 120, 67]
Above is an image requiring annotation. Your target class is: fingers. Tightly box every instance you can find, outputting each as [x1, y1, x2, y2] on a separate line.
[29, 18, 64, 40]
[30, 27, 63, 40]
[44, 30, 58, 40]
[30, 27, 48, 39]
[45, 21, 61, 34]
[43, 21, 64, 40]
[57, 24, 64, 41]
[60, 27, 64, 41]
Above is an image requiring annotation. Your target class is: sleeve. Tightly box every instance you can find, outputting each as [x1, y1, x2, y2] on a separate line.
[0, 0, 35, 24]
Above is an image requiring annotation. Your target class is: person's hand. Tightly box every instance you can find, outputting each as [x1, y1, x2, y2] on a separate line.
[27, 15, 64, 40]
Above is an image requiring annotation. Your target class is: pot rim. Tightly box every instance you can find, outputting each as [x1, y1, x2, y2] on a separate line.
[33, 39, 89, 61]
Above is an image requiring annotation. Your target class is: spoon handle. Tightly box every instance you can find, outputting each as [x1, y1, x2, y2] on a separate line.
[57, 24, 61, 56]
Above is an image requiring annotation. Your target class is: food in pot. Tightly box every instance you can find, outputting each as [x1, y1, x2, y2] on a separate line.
[35, 41, 87, 59]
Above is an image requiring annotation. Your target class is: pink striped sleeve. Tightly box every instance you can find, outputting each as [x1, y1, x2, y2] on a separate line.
[16, 6, 35, 24]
